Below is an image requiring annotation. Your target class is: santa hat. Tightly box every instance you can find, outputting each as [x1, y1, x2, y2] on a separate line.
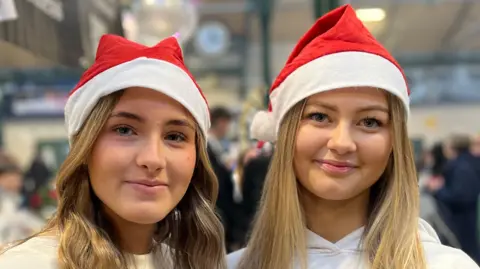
[64, 34, 209, 142]
[250, 4, 409, 142]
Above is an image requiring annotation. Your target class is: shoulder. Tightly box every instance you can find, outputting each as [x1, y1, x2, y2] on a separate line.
[423, 242, 479, 268]
[419, 219, 478, 268]
[226, 248, 246, 269]
[0, 237, 58, 269]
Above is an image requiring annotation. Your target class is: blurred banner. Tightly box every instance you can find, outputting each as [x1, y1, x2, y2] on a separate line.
[406, 65, 480, 105]
[0, 68, 81, 118]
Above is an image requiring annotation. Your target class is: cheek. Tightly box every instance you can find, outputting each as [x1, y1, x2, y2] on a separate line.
[295, 125, 322, 158]
[358, 135, 392, 177]
[294, 125, 326, 179]
[166, 147, 197, 189]
[88, 139, 130, 199]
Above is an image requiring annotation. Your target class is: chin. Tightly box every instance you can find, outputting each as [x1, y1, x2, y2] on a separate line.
[312, 189, 356, 201]
[120, 206, 172, 224]
[308, 181, 361, 201]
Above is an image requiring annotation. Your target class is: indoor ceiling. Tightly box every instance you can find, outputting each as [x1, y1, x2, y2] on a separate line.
[267, 0, 480, 55]
[195, 0, 480, 55]
[130, 0, 480, 66]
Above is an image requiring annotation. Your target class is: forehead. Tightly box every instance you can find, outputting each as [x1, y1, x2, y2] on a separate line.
[306, 87, 388, 107]
[117, 87, 184, 108]
[113, 87, 194, 121]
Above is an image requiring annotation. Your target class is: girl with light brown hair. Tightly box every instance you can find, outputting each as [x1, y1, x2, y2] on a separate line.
[228, 4, 477, 269]
[0, 34, 226, 269]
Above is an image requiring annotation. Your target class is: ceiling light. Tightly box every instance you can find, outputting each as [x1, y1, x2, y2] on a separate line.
[355, 8, 386, 22]
[144, 0, 155, 5]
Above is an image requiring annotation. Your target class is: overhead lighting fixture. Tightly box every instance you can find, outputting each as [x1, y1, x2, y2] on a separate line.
[144, 0, 156, 5]
[355, 8, 386, 22]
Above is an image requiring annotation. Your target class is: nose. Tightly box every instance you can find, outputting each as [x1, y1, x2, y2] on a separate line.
[327, 122, 357, 155]
[135, 136, 167, 174]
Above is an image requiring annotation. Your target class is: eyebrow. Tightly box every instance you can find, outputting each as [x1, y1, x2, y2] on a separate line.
[166, 119, 195, 130]
[110, 111, 144, 122]
[110, 111, 195, 130]
[306, 101, 389, 113]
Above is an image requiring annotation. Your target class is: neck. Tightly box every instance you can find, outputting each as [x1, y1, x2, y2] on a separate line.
[104, 207, 156, 255]
[301, 188, 369, 243]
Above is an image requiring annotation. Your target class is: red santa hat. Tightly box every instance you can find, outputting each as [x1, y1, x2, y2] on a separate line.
[64, 34, 209, 142]
[250, 4, 409, 142]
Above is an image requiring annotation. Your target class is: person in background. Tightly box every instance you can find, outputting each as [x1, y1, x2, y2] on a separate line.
[471, 136, 480, 155]
[428, 134, 480, 263]
[471, 136, 480, 190]
[236, 146, 272, 247]
[22, 150, 52, 209]
[207, 106, 236, 251]
[208, 107, 234, 167]
[431, 142, 448, 177]
[420, 142, 460, 248]
[0, 155, 22, 196]
[471, 135, 480, 163]
[232, 148, 258, 204]
[0, 153, 44, 248]
[230, 147, 258, 250]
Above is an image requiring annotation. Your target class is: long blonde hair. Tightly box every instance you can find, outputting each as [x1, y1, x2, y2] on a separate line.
[2, 91, 226, 269]
[238, 94, 426, 269]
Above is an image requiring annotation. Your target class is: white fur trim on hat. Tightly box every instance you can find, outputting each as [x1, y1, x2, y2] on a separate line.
[252, 51, 408, 142]
[250, 110, 276, 142]
[64, 57, 210, 141]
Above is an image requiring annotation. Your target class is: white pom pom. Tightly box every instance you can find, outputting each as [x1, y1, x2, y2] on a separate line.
[250, 111, 276, 142]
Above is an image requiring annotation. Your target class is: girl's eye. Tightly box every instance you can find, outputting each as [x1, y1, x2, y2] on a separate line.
[307, 112, 329, 122]
[165, 133, 186, 143]
[361, 118, 382, 129]
[114, 126, 135, 136]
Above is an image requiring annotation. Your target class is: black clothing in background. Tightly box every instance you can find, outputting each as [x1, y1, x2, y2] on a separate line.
[207, 145, 235, 249]
[238, 153, 271, 246]
[431, 142, 448, 176]
[435, 152, 480, 263]
[21, 157, 51, 208]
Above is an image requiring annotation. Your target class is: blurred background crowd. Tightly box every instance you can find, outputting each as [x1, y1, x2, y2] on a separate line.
[1, 0, 480, 264]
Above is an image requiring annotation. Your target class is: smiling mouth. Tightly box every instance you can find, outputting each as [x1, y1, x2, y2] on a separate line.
[125, 179, 168, 187]
[315, 160, 358, 175]
[129, 182, 167, 187]
[125, 181, 168, 196]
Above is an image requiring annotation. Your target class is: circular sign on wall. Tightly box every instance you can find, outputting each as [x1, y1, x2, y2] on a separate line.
[194, 21, 231, 57]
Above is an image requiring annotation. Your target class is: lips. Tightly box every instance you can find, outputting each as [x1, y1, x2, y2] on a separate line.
[315, 159, 358, 175]
[125, 179, 168, 187]
[319, 159, 357, 168]
[125, 179, 168, 196]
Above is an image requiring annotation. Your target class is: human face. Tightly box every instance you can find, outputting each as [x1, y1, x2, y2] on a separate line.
[294, 87, 392, 201]
[0, 172, 22, 194]
[88, 87, 197, 224]
[472, 136, 480, 157]
[442, 141, 456, 160]
[213, 118, 231, 139]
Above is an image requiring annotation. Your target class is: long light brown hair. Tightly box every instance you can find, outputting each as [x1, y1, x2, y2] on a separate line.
[238, 94, 426, 269]
[2, 91, 226, 269]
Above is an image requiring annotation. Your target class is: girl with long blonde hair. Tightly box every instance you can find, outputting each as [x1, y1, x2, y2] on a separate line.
[228, 4, 477, 269]
[0, 34, 226, 269]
